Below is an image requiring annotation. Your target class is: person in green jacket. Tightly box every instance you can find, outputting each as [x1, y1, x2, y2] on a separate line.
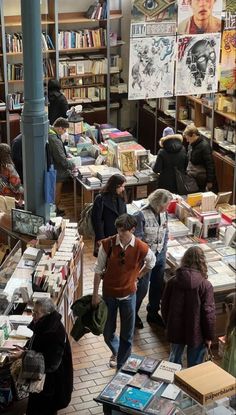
[222, 305, 236, 377]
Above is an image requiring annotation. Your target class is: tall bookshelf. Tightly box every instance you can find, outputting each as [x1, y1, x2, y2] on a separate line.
[0, 0, 124, 144]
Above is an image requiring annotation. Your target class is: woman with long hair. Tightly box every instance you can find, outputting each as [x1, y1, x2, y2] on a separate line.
[0, 143, 24, 198]
[91, 174, 127, 256]
[161, 246, 216, 367]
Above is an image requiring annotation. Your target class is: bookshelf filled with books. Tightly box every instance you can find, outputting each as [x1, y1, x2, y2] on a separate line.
[0, 0, 125, 142]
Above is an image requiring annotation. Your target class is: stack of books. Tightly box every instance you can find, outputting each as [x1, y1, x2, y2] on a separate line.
[86, 177, 101, 189]
[77, 166, 93, 182]
[168, 217, 190, 238]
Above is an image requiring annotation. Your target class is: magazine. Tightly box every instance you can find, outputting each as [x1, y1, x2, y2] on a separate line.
[116, 386, 153, 410]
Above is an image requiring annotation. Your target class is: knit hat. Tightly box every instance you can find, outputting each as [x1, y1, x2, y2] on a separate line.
[162, 127, 174, 137]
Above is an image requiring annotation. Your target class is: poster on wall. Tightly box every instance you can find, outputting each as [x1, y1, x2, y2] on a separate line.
[175, 33, 221, 96]
[131, 0, 176, 24]
[128, 36, 175, 100]
[220, 30, 236, 90]
[130, 21, 176, 36]
[178, 0, 222, 34]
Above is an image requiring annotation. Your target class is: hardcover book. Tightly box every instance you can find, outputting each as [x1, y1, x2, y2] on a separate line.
[122, 354, 144, 373]
[139, 357, 159, 374]
[145, 396, 176, 414]
[151, 360, 182, 383]
[116, 386, 153, 410]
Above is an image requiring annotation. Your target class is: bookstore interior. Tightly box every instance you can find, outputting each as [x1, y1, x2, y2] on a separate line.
[0, 0, 235, 414]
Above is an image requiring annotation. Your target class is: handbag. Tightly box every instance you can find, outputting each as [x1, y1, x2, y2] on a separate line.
[20, 350, 45, 381]
[44, 142, 57, 204]
[175, 168, 199, 195]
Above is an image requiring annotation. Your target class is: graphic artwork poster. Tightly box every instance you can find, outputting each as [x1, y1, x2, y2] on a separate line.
[178, 0, 222, 34]
[175, 33, 221, 96]
[131, 0, 176, 23]
[128, 36, 175, 100]
[220, 29, 236, 90]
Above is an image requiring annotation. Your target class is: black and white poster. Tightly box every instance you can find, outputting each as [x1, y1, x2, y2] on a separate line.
[175, 33, 221, 95]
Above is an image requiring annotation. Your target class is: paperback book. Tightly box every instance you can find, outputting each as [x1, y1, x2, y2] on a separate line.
[116, 386, 153, 411]
[122, 354, 144, 373]
[151, 360, 182, 383]
[143, 378, 163, 393]
[100, 381, 124, 402]
[128, 372, 149, 388]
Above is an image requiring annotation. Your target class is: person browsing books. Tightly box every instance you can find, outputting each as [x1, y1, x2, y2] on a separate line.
[184, 124, 217, 192]
[48, 117, 75, 216]
[0, 143, 24, 202]
[161, 246, 216, 367]
[91, 174, 127, 256]
[92, 214, 156, 370]
[153, 128, 188, 193]
[134, 189, 172, 329]
[48, 79, 69, 125]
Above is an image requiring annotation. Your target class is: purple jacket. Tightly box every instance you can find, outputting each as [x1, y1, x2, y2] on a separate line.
[161, 267, 215, 347]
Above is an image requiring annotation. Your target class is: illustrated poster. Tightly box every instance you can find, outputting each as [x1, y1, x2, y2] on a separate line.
[128, 36, 175, 99]
[175, 33, 221, 96]
[131, 0, 176, 23]
[178, 0, 222, 34]
[220, 30, 236, 90]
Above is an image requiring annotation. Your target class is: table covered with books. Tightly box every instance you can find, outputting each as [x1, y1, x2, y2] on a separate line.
[94, 354, 236, 414]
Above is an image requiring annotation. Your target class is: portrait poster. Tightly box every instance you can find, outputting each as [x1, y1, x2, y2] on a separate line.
[128, 36, 175, 100]
[220, 30, 236, 90]
[175, 33, 221, 96]
[131, 0, 176, 23]
[178, 0, 222, 34]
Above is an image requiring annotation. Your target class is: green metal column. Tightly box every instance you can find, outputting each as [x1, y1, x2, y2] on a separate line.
[20, 0, 49, 219]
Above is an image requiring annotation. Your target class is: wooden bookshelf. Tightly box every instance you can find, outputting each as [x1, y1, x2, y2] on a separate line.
[58, 10, 122, 24]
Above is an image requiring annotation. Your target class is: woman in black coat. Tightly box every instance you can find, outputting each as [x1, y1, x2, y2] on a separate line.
[153, 133, 188, 193]
[14, 299, 73, 415]
[48, 80, 69, 125]
[91, 174, 127, 256]
[184, 124, 217, 192]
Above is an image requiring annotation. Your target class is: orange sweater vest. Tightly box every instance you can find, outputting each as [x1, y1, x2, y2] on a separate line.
[102, 235, 148, 298]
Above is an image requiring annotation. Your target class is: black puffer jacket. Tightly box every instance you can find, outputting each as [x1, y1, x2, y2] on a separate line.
[26, 311, 73, 415]
[187, 137, 216, 190]
[48, 80, 69, 125]
[153, 134, 187, 193]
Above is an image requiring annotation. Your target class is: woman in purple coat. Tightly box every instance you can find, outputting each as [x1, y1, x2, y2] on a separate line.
[161, 246, 215, 367]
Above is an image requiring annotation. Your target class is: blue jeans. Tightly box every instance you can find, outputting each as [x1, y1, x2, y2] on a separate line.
[136, 271, 151, 314]
[147, 249, 166, 316]
[169, 343, 206, 367]
[103, 293, 136, 369]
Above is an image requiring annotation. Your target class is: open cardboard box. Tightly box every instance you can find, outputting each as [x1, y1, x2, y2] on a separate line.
[36, 239, 57, 257]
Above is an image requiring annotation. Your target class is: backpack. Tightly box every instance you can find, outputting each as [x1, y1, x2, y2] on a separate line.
[78, 203, 95, 238]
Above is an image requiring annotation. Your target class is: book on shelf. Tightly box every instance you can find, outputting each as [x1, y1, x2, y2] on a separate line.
[122, 354, 144, 373]
[116, 386, 153, 411]
[151, 360, 182, 383]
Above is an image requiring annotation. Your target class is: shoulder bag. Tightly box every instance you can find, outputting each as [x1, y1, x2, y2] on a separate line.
[175, 168, 199, 195]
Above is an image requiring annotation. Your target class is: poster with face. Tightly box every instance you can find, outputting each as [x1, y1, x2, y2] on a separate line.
[128, 36, 175, 99]
[175, 33, 221, 95]
[178, 0, 222, 34]
[220, 30, 236, 90]
[131, 0, 176, 23]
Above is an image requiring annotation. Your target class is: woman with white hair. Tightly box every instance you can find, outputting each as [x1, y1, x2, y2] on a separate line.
[12, 298, 73, 415]
[134, 189, 172, 329]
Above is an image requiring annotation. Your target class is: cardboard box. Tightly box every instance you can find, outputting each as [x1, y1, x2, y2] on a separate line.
[36, 239, 57, 258]
[174, 361, 236, 405]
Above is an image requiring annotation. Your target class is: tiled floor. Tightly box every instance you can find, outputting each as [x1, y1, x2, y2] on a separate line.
[58, 238, 170, 415]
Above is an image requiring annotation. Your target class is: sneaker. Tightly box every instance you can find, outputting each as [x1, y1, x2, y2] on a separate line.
[147, 313, 165, 328]
[109, 354, 117, 368]
[135, 314, 144, 329]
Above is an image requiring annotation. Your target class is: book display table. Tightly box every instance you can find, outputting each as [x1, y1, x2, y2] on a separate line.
[95, 355, 236, 415]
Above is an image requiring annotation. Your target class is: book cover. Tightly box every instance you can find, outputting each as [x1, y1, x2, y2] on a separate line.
[151, 360, 182, 383]
[215, 246, 236, 257]
[100, 381, 124, 402]
[161, 383, 180, 400]
[128, 372, 149, 388]
[139, 357, 159, 374]
[119, 151, 137, 176]
[116, 386, 153, 410]
[145, 396, 176, 414]
[143, 378, 163, 393]
[113, 372, 133, 386]
[122, 354, 144, 373]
